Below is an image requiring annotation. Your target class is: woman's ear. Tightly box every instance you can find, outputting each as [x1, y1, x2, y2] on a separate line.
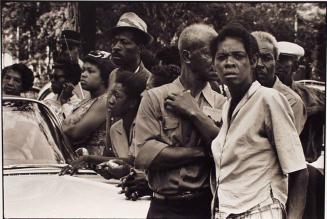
[181, 50, 191, 64]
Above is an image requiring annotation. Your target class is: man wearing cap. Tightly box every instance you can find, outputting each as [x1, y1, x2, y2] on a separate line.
[134, 23, 226, 219]
[57, 29, 84, 68]
[277, 42, 325, 219]
[277, 41, 325, 162]
[43, 58, 82, 122]
[251, 32, 306, 133]
[40, 29, 89, 101]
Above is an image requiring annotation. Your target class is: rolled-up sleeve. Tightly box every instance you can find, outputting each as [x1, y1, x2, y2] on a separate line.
[266, 92, 307, 174]
[134, 91, 169, 170]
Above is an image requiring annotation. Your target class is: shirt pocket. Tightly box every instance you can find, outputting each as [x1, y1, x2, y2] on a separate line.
[161, 116, 181, 145]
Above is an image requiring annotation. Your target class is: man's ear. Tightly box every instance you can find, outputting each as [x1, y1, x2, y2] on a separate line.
[250, 55, 258, 69]
[127, 98, 138, 110]
[181, 50, 191, 64]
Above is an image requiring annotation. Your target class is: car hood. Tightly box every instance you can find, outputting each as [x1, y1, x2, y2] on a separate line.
[4, 172, 150, 218]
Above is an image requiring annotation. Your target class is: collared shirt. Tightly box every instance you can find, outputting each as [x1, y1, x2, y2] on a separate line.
[108, 61, 151, 92]
[273, 77, 306, 133]
[134, 77, 226, 195]
[43, 93, 81, 122]
[211, 81, 307, 215]
[105, 62, 151, 154]
[110, 119, 135, 158]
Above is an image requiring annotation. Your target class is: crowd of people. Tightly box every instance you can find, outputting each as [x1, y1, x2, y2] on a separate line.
[2, 11, 325, 219]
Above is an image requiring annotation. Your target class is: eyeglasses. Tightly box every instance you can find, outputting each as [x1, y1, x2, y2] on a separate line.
[88, 50, 111, 59]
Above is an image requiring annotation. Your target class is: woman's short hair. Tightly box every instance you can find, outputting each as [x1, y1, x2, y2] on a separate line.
[83, 51, 116, 87]
[115, 70, 147, 101]
[211, 23, 259, 63]
[2, 63, 34, 91]
[53, 58, 82, 85]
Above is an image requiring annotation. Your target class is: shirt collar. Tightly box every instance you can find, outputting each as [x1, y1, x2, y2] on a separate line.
[134, 61, 145, 73]
[172, 77, 216, 107]
[272, 76, 282, 89]
[226, 80, 261, 124]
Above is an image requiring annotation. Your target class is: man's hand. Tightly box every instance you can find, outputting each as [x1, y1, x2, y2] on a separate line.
[118, 169, 152, 201]
[96, 159, 131, 180]
[59, 82, 75, 104]
[165, 90, 201, 117]
[59, 155, 89, 176]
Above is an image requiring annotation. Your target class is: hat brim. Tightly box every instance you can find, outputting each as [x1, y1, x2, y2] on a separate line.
[108, 26, 153, 45]
[58, 38, 82, 45]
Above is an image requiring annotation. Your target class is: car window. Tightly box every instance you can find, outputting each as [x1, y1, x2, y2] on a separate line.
[3, 100, 66, 166]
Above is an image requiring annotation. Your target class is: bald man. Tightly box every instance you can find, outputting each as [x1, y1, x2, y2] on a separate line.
[134, 24, 226, 218]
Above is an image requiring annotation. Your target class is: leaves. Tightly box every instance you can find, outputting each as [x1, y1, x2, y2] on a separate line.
[2, 2, 326, 85]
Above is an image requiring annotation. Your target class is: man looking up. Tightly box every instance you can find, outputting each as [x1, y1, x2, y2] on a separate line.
[134, 23, 226, 219]
[251, 31, 306, 133]
[211, 23, 308, 219]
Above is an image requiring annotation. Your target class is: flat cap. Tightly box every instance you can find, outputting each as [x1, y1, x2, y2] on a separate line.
[278, 41, 305, 58]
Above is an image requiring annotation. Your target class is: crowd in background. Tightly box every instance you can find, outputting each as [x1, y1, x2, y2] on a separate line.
[1, 11, 325, 219]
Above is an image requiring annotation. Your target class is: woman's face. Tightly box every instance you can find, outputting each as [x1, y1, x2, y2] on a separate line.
[80, 62, 104, 91]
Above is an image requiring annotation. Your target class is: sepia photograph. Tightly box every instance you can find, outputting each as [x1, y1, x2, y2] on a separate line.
[1, 1, 325, 218]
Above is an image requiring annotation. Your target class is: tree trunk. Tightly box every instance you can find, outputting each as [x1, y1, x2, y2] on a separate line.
[78, 2, 96, 56]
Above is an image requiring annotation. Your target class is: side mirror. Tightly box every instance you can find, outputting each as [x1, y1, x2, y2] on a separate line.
[75, 147, 89, 157]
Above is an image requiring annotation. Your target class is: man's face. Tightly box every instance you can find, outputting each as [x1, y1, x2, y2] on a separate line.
[107, 83, 129, 117]
[276, 54, 297, 86]
[80, 62, 104, 91]
[2, 70, 23, 96]
[214, 37, 253, 88]
[111, 31, 140, 67]
[50, 68, 66, 94]
[189, 44, 219, 82]
[254, 39, 276, 87]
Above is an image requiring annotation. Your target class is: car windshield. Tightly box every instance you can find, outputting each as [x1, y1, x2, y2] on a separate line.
[3, 100, 66, 166]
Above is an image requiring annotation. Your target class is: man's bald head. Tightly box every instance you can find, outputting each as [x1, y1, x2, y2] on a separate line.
[178, 24, 218, 53]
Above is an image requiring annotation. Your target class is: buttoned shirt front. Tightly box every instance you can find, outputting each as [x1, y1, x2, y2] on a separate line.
[134, 77, 226, 195]
[211, 81, 307, 215]
[273, 76, 306, 133]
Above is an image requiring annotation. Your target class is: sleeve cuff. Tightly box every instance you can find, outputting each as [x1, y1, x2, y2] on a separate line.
[134, 139, 169, 170]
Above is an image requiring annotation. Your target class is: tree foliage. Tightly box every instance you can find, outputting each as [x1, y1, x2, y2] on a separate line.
[1, 2, 326, 85]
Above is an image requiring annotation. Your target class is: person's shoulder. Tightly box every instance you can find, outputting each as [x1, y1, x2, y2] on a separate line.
[147, 82, 178, 97]
[275, 81, 303, 106]
[255, 86, 282, 102]
[110, 119, 123, 132]
[210, 89, 227, 108]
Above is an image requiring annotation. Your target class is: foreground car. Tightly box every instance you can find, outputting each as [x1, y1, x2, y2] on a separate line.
[3, 97, 150, 218]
